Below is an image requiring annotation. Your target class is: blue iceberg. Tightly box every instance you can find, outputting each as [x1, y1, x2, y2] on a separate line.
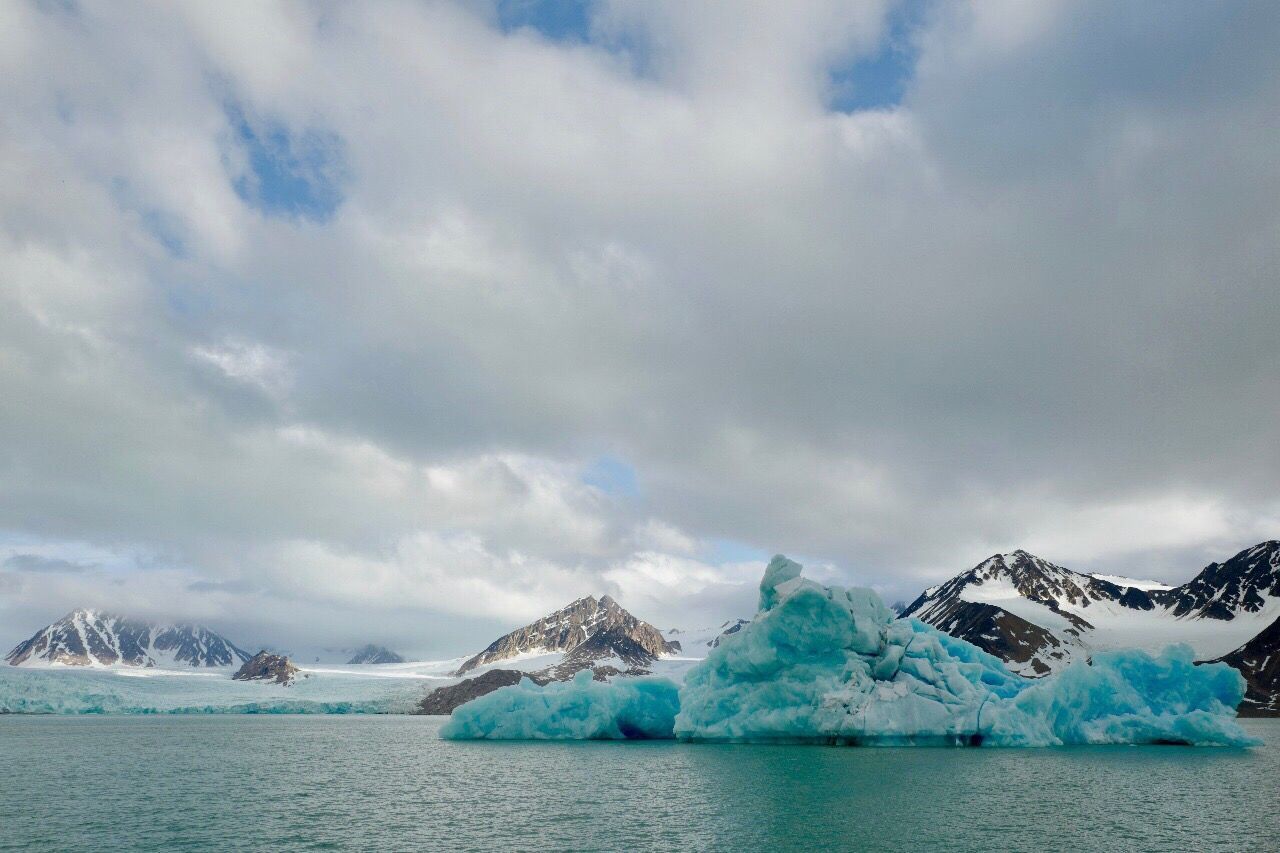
[443, 556, 1255, 746]
[440, 670, 680, 740]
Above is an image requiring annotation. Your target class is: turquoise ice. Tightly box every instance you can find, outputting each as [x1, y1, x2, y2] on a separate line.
[440, 670, 679, 740]
[443, 556, 1255, 746]
[0, 666, 423, 715]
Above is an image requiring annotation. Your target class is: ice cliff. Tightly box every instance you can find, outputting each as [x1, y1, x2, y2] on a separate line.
[440, 670, 679, 740]
[442, 556, 1255, 746]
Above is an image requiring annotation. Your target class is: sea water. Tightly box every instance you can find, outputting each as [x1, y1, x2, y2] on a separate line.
[0, 716, 1275, 852]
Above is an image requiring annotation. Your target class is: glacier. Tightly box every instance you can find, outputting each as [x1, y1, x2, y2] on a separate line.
[0, 665, 428, 715]
[442, 556, 1256, 746]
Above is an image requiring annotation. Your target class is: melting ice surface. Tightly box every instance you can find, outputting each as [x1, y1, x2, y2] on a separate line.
[440, 672, 679, 740]
[442, 556, 1256, 746]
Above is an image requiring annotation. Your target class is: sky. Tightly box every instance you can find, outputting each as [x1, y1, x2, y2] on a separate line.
[1, 0, 1278, 658]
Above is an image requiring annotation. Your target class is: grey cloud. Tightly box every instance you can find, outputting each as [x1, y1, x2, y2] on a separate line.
[187, 579, 258, 594]
[0, 1, 1277, 652]
[3, 554, 93, 574]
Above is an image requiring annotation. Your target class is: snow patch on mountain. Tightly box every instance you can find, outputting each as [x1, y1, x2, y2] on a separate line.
[6, 609, 250, 669]
[903, 543, 1280, 680]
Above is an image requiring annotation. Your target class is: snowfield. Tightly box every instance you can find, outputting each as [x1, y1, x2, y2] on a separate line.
[957, 574, 1280, 660]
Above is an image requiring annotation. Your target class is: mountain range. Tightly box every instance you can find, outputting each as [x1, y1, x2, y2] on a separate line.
[901, 541, 1280, 714]
[7, 541, 1279, 715]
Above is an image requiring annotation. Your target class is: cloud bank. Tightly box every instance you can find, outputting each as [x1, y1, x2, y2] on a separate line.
[1, 0, 1278, 654]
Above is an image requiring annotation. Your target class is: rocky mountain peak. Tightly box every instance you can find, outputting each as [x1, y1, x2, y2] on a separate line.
[1163, 541, 1280, 620]
[6, 609, 249, 668]
[454, 593, 678, 676]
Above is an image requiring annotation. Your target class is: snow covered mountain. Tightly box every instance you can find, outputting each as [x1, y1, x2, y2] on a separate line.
[902, 542, 1280, 681]
[665, 619, 751, 651]
[455, 594, 678, 679]
[347, 645, 405, 665]
[5, 609, 250, 669]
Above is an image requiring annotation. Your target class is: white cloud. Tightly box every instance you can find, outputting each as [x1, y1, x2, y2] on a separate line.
[191, 339, 293, 396]
[1, 0, 1278, 652]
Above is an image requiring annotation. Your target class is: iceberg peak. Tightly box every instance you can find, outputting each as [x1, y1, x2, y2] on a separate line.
[758, 554, 805, 611]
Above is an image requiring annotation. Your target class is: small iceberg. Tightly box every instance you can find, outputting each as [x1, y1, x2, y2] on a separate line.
[440, 671, 679, 740]
[442, 556, 1255, 746]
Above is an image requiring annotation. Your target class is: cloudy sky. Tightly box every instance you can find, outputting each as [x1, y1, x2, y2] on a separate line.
[2, 0, 1278, 656]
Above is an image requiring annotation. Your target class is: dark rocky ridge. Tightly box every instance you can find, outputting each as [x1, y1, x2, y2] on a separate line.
[5, 609, 249, 668]
[1157, 541, 1280, 620]
[232, 651, 300, 685]
[417, 669, 551, 714]
[1213, 614, 1280, 717]
[914, 598, 1067, 676]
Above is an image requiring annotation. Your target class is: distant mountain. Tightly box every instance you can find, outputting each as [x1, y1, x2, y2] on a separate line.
[421, 594, 679, 714]
[5, 609, 250, 668]
[347, 645, 405, 665]
[455, 594, 679, 679]
[709, 619, 750, 648]
[902, 543, 1280, 688]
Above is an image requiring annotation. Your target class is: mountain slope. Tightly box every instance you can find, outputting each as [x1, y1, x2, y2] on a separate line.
[1213, 614, 1280, 716]
[902, 543, 1280, 681]
[455, 594, 678, 678]
[901, 551, 1098, 675]
[910, 596, 1074, 676]
[6, 609, 250, 668]
[1158, 540, 1280, 619]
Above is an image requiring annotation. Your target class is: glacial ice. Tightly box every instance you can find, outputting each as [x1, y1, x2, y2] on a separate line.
[0, 665, 424, 715]
[440, 670, 680, 740]
[442, 556, 1256, 747]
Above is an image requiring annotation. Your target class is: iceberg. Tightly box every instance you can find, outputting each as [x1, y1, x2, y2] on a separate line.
[440, 670, 679, 740]
[443, 556, 1256, 747]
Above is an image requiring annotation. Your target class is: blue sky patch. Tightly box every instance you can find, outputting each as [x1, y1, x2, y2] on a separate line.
[227, 105, 345, 222]
[706, 538, 769, 566]
[141, 208, 187, 258]
[827, 0, 929, 112]
[495, 0, 594, 42]
[581, 454, 640, 498]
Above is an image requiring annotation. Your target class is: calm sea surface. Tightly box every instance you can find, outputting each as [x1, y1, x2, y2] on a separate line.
[1, 715, 1275, 852]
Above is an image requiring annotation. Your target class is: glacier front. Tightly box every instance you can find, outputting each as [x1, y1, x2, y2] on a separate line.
[443, 556, 1255, 747]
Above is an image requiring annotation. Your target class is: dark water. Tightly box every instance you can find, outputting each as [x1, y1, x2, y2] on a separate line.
[1, 716, 1275, 852]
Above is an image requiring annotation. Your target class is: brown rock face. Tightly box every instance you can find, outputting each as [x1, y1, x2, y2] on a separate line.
[910, 598, 1068, 677]
[454, 594, 678, 677]
[232, 651, 299, 686]
[416, 669, 551, 715]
